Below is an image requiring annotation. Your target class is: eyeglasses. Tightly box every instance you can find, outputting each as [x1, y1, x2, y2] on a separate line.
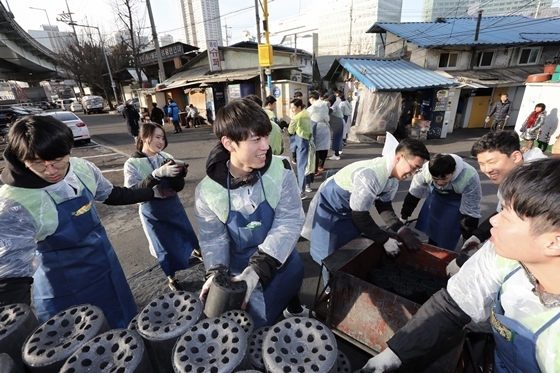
[27, 160, 70, 173]
[403, 156, 423, 174]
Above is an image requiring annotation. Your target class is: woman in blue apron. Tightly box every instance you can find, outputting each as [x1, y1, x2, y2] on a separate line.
[124, 122, 199, 291]
[0, 116, 158, 328]
[401, 154, 481, 251]
[195, 99, 307, 328]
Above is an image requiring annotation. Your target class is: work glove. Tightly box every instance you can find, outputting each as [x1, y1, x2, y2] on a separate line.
[399, 216, 408, 225]
[152, 163, 180, 179]
[397, 226, 422, 251]
[383, 238, 401, 256]
[460, 236, 481, 254]
[231, 266, 260, 310]
[362, 347, 402, 372]
[446, 259, 461, 277]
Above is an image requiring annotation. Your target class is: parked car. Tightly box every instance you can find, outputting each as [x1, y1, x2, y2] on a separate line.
[12, 106, 43, 115]
[56, 99, 75, 111]
[70, 101, 84, 112]
[81, 95, 104, 114]
[0, 107, 30, 126]
[40, 111, 91, 143]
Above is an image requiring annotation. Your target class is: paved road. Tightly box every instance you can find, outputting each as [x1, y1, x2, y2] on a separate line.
[1, 112, 504, 368]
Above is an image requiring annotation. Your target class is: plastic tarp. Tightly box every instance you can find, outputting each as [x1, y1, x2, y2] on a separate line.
[348, 89, 400, 142]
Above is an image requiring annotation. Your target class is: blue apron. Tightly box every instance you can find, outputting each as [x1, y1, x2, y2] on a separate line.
[33, 179, 137, 328]
[491, 267, 560, 373]
[225, 169, 304, 328]
[141, 155, 199, 277]
[309, 179, 361, 265]
[415, 186, 462, 251]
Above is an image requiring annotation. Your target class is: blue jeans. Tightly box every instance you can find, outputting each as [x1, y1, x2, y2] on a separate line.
[293, 135, 309, 193]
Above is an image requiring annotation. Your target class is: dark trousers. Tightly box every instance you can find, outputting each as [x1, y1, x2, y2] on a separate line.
[316, 150, 328, 170]
[537, 140, 549, 151]
[491, 119, 506, 131]
[172, 120, 182, 132]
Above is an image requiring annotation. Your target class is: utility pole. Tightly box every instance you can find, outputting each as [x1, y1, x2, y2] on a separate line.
[145, 0, 166, 83]
[254, 0, 267, 100]
[223, 22, 232, 46]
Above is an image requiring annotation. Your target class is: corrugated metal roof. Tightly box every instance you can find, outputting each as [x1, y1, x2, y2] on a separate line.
[449, 66, 543, 86]
[368, 16, 560, 47]
[331, 58, 456, 91]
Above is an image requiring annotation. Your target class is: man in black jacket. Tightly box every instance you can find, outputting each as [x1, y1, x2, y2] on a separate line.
[149, 102, 164, 125]
[486, 93, 512, 131]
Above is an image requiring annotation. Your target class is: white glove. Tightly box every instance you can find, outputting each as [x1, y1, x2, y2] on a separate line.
[460, 235, 481, 253]
[152, 163, 179, 179]
[446, 259, 461, 277]
[383, 238, 401, 256]
[231, 266, 260, 310]
[199, 275, 214, 302]
[363, 347, 402, 372]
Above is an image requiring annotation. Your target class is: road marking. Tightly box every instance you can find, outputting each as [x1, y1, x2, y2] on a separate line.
[81, 153, 120, 159]
[101, 168, 124, 173]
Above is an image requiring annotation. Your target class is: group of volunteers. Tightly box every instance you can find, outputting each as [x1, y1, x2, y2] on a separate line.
[1, 92, 560, 372]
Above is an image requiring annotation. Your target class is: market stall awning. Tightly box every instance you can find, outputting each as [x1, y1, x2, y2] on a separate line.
[324, 58, 457, 91]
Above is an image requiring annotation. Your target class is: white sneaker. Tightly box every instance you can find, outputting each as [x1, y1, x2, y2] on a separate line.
[283, 305, 310, 319]
[339, 150, 343, 154]
[291, 160, 297, 165]
[300, 193, 307, 200]
[305, 185, 312, 193]
[329, 155, 340, 160]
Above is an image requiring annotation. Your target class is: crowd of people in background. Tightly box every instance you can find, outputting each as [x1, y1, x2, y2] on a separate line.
[3, 87, 560, 373]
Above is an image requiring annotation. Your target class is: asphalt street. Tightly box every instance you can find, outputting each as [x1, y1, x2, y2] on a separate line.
[0, 111, 506, 368]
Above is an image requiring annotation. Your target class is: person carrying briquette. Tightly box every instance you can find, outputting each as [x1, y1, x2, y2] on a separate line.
[195, 98, 309, 328]
[400, 153, 482, 251]
[124, 122, 200, 292]
[301, 134, 430, 287]
[0, 115, 172, 328]
[446, 130, 546, 276]
[363, 158, 560, 373]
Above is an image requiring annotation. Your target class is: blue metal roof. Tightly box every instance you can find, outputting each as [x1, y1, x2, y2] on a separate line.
[368, 16, 560, 48]
[332, 58, 456, 91]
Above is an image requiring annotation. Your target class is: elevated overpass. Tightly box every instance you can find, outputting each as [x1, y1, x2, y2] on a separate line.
[0, 2, 59, 81]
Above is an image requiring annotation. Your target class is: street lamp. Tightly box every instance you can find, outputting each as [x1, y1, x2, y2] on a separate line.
[29, 7, 57, 51]
[68, 22, 119, 105]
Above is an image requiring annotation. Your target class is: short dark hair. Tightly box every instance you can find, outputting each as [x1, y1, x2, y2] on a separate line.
[151, 102, 157, 108]
[244, 94, 263, 107]
[137, 122, 168, 152]
[264, 95, 276, 106]
[535, 103, 546, 111]
[471, 131, 520, 157]
[500, 158, 560, 235]
[309, 91, 319, 100]
[8, 115, 74, 163]
[396, 138, 430, 161]
[213, 99, 272, 143]
[290, 98, 304, 109]
[428, 154, 456, 178]
[293, 91, 303, 98]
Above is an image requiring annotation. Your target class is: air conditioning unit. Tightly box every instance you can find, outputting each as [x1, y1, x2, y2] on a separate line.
[291, 75, 302, 82]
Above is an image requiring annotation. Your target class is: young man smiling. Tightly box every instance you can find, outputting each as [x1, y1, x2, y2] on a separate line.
[195, 98, 308, 328]
[363, 158, 560, 373]
[302, 134, 430, 284]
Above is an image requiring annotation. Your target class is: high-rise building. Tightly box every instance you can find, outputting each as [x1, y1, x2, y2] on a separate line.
[318, 0, 402, 56]
[28, 25, 73, 53]
[177, 0, 223, 48]
[422, 0, 553, 21]
[160, 34, 174, 46]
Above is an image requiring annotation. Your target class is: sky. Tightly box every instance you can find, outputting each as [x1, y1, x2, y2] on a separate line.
[7, 0, 425, 46]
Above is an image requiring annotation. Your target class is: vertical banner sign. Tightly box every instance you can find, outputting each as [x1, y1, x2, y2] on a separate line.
[207, 40, 221, 72]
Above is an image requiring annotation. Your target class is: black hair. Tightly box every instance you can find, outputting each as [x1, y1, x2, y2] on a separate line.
[535, 103, 546, 111]
[471, 131, 520, 157]
[428, 154, 456, 178]
[151, 102, 157, 107]
[290, 98, 304, 109]
[293, 91, 303, 98]
[8, 115, 73, 163]
[500, 158, 560, 235]
[396, 138, 430, 161]
[137, 122, 168, 152]
[264, 95, 276, 106]
[244, 94, 263, 107]
[336, 91, 346, 101]
[309, 91, 320, 100]
[213, 99, 272, 143]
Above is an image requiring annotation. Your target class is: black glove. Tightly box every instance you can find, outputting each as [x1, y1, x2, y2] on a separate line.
[460, 215, 479, 240]
[397, 227, 422, 251]
[400, 193, 421, 221]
